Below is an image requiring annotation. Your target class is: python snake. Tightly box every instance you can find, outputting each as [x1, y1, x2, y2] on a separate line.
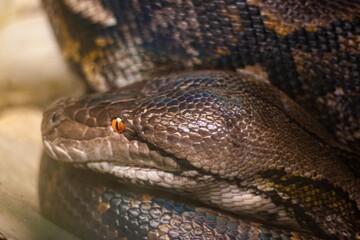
[40, 0, 360, 239]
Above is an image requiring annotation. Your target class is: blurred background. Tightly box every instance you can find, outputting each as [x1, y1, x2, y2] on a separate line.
[0, 0, 81, 239]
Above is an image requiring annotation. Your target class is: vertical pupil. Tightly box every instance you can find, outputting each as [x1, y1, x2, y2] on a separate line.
[112, 118, 124, 133]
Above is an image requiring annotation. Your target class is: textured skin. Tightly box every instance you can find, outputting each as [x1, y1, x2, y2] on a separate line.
[42, 0, 360, 151]
[40, 0, 360, 239]
[40, 154, 318, 240]
[42, 71, 360, 239]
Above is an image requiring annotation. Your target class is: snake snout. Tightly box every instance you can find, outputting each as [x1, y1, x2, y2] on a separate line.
[42, 98, 67, 136]
[41, 98, 71, 160]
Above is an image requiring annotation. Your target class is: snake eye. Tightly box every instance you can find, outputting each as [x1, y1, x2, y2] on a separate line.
[111, 117, 125, 133]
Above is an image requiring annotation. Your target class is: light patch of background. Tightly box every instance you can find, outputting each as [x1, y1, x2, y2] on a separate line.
[0, 0, 81, 239]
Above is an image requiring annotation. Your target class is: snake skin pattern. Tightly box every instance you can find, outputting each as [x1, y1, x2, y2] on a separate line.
[40, 154, 320, 240]
[40, 0, 360, 239]
[42, 0, 360, 151]
[41, 71, 360, 239]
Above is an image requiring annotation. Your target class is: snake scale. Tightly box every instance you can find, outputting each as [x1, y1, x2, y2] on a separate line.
[40, 0, 360, 239]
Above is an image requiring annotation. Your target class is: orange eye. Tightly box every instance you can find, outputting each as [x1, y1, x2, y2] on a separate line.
[111, 117, 125, 133]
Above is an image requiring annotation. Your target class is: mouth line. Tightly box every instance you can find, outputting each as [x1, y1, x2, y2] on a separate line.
[137, 136, 198, 170]
[43, 133, 232, 184]
[43, 116, 228, 182]
[76, 159, 184, 174]
[135, 138, 235, 182]
[80, 161, 205, 189]
[118, 127, 201, 171]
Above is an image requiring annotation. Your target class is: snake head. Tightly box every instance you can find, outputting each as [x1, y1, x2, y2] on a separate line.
[42, 71, 271, 177]
[42, 70, 352, 180]
[42, 71, 289, 222]
[42, 71, 360, 236]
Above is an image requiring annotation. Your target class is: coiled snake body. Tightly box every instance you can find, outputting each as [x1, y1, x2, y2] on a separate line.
[40, 0, 360, 239]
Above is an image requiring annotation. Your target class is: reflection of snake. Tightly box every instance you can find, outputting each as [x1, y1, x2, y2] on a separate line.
[40, 0, 360, 239]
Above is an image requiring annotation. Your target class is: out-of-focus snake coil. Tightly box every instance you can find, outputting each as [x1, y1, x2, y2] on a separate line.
[40, 1, 360, 239]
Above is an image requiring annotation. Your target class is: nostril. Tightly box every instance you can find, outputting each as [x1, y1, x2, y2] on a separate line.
[51, 112, 61, 123]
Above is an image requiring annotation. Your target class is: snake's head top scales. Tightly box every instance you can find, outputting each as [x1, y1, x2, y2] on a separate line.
[42, 71, 360, 232]
[42, 70, 356, 178]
